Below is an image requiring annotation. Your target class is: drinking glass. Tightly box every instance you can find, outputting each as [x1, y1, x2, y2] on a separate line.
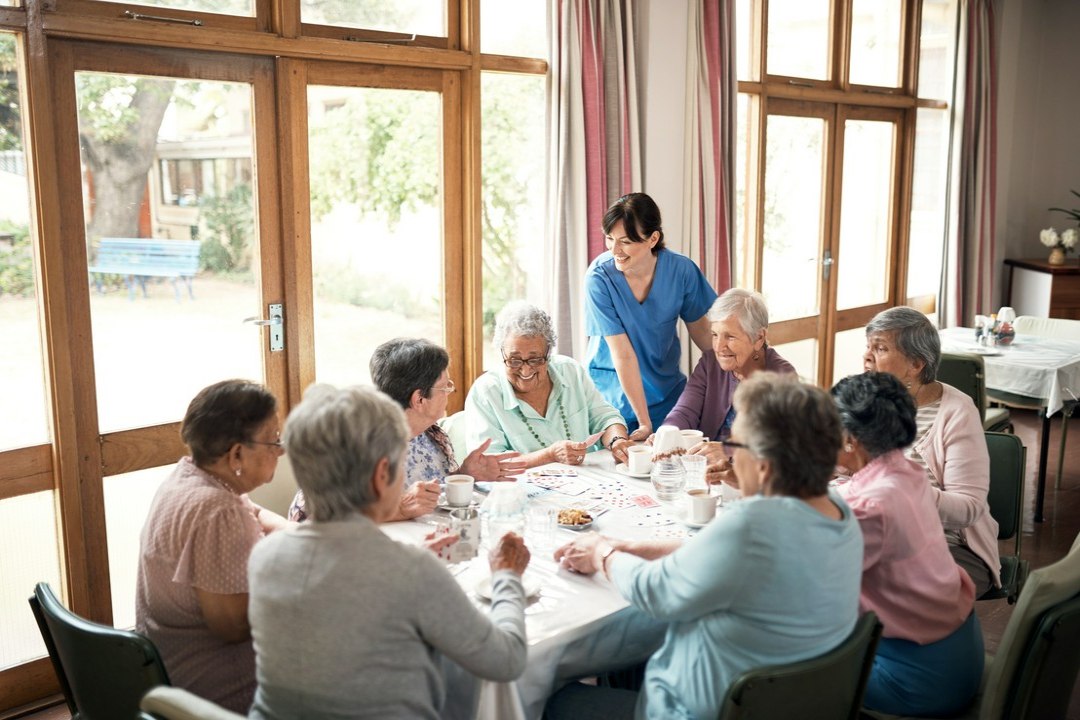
[651, 458, 686, 501]
[681, 455, 708, 491]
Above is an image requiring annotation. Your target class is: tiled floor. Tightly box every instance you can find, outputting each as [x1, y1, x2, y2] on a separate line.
[13, 408, 1080, 720]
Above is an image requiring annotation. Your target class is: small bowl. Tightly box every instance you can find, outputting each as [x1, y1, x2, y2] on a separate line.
[557, 521, 594, 532]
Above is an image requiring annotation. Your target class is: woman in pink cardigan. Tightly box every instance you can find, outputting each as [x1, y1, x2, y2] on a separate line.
[862, 306, 1000, 596]
[832, 372, 982, 716]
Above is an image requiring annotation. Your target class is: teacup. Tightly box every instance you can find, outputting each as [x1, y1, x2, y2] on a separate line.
[444, 474, 475, 507]
[686, 488, 718, 524]
[627, 445, 653, 475]
[680, 429, 705, 450]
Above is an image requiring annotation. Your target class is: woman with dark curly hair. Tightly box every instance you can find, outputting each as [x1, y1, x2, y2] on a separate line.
[832, 372, 983, 717]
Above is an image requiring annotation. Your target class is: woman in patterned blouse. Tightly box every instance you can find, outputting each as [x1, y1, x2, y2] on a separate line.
[288, 338, 525, 522]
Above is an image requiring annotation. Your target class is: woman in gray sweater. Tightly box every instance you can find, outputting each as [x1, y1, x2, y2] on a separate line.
[247, 384, 531, 720]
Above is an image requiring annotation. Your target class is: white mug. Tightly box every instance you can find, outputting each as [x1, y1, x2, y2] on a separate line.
[627, 445, 653, 475]
[444, 474, 475, 507]
[686, 488, 718, 524]
[680, 429, 705, 450]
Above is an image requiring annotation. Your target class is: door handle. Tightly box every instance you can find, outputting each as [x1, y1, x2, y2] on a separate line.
[822, 250, 834, 281]
[243, 303, 284, 352]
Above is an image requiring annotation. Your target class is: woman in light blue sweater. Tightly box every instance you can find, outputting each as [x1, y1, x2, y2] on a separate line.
[551, 373, 864, 720]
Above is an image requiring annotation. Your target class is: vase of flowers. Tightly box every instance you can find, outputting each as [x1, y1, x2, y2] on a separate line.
[1045, 191, 1080, 265]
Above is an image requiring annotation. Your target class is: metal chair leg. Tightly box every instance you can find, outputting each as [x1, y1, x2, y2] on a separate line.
[1057, 409, 1071, 490]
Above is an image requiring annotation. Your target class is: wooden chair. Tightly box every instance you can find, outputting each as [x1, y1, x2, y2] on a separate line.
[29, 581, 168, 720]
[718, 612, 882, 720]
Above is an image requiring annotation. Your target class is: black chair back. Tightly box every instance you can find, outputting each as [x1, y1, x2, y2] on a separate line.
[717, 612, 882, 720]
[981, 432, 1029, 604]
[28, 581, 170, 720]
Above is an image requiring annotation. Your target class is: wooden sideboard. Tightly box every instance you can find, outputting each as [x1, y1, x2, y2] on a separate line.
[1005, 258, 1080, 320]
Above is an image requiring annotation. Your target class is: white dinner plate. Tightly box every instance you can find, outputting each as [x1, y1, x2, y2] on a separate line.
[615, 463, 651, 479]
[970, 347, 1002, 356]
[474, 575, 542, 601]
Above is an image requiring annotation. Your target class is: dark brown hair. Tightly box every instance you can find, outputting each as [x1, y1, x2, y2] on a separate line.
[180, 379, 278, 466]
[601, 192, 665, 254]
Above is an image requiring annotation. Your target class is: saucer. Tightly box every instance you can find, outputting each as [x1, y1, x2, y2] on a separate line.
[475, 575, 541, 601]
[970, 347, 1001, 356]
[682, 516, 715, 529]
[615, 463, 651, 479]
[436, 495, 478, 512]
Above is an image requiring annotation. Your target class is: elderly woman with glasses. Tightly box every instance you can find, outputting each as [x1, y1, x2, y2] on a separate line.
[136, 380, 291, 713]
[662, 288, 796, 485]
[289, 337, 526, 522]
[249, 385, 531, 719]
[548, 373, 862, 720]
[862, 306, 999, 597]
[831, 372, 982, 717]
[465, 302, 632, 467]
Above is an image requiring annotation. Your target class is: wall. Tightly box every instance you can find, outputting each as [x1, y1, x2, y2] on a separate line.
[637, 0, 690, 249]
[996, 0, 1080, 305]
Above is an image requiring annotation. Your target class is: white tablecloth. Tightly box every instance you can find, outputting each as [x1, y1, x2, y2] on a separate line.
[939, 326, 1080, 416]
[381, 451, 717, 720]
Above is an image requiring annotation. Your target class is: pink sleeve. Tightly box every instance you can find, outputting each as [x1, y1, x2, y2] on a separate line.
[174, 503, 263, 594]
[932, 397, 991, 530]
[851, 497, 886, 571]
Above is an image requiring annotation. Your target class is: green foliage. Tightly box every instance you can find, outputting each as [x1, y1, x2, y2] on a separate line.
[0, 34, 21, 152]
[0, 220, 34, 297]
[199, 183, 254, 273]
[316, 264, 431, 319]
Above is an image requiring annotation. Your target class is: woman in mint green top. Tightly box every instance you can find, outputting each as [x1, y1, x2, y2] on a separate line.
[465, 302, 632, 468]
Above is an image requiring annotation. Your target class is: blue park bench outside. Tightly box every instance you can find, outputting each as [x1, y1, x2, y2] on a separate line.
[87, 238, 201, 302]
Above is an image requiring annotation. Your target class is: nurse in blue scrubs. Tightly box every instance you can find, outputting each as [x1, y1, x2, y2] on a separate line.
[585, 193, 717, 437]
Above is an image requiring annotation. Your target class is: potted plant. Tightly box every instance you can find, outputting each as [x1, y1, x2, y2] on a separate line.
[1042, 191, 1080, 265]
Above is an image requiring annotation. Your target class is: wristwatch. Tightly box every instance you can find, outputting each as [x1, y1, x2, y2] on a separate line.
[606, 435, 628, 451]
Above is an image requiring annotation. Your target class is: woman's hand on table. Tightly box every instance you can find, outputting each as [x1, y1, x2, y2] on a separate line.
[553, 533, 605, 576]
[399, 481, 441, 519]
[628, 423, 653, 443]
[459, 438, 527, 481]
[489, 532, 531, 575]
[609, 437, 633, 465]
[549, 440, 589, 465]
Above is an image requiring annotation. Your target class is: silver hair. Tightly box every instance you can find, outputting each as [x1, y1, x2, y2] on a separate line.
[707, 288, 770, 340]
[283, 384, 409, 522]
[493, 301, 558, 356]
[865, 306, 940, 385]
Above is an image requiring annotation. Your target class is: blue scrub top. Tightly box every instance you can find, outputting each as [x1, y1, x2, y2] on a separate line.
[584, 248, 717, 431]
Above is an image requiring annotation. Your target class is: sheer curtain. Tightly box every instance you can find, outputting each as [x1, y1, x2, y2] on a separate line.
[941, 0, 998, 327]
[547, 0, 642, 357]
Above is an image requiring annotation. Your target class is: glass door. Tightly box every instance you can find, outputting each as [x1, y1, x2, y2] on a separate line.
[759, 100, 903, 387]
[48, 39, 285, 625]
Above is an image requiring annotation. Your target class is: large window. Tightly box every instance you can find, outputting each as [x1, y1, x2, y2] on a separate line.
[736, 0, 959, 387]
[0, 0, 548, 708]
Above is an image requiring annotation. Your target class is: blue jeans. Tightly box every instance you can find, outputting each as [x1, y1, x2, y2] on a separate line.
[863, 611, 984, 717]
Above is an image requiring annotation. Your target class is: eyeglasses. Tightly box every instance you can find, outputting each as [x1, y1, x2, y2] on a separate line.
[720, 438, 749, 455]
[432, 379, 456, 394]
[247, 439, 284, 450]
[503, 356, 548, 369]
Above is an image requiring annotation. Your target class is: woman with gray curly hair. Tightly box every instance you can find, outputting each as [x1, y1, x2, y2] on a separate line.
[465, 301, 632, 467]
[662, 288, 796, 484]
[862, 306, 999, 597]
[248, 384, 531, 719]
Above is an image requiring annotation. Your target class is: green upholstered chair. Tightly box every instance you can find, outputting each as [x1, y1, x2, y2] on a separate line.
[980, 432, 1029, 604]
[937, 352, 1012, 433]
[29, 581, 168, 720]
[718, 611, 882, 720]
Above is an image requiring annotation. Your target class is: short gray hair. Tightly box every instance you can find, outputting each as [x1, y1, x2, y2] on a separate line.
[283, 384, 409, 522]
[708, 288, 770, 339]
[493, 301, 558, 356]
[733, 372, 841, 498]
[865, 307, 940, 385]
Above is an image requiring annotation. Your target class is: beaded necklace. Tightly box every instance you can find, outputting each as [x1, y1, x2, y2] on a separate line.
[519, 400, 572, 451]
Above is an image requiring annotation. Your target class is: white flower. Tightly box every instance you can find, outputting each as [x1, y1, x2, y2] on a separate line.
[1063, 228, 1079, 250]
[1041, 228, 1061, 248]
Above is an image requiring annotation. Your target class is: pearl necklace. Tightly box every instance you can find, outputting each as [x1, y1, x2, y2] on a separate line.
[519, 400, 572, 452]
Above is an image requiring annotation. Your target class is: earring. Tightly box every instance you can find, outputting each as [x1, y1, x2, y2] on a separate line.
[235, 468, 242, 477]
[845, 443, 853, 452]
[752, 351, 760, 361]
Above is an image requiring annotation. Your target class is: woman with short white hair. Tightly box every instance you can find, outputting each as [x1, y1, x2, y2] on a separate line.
[248, 384, 531, 719]
[663, 288, 796, 484]
[465, 301, 632, 467]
